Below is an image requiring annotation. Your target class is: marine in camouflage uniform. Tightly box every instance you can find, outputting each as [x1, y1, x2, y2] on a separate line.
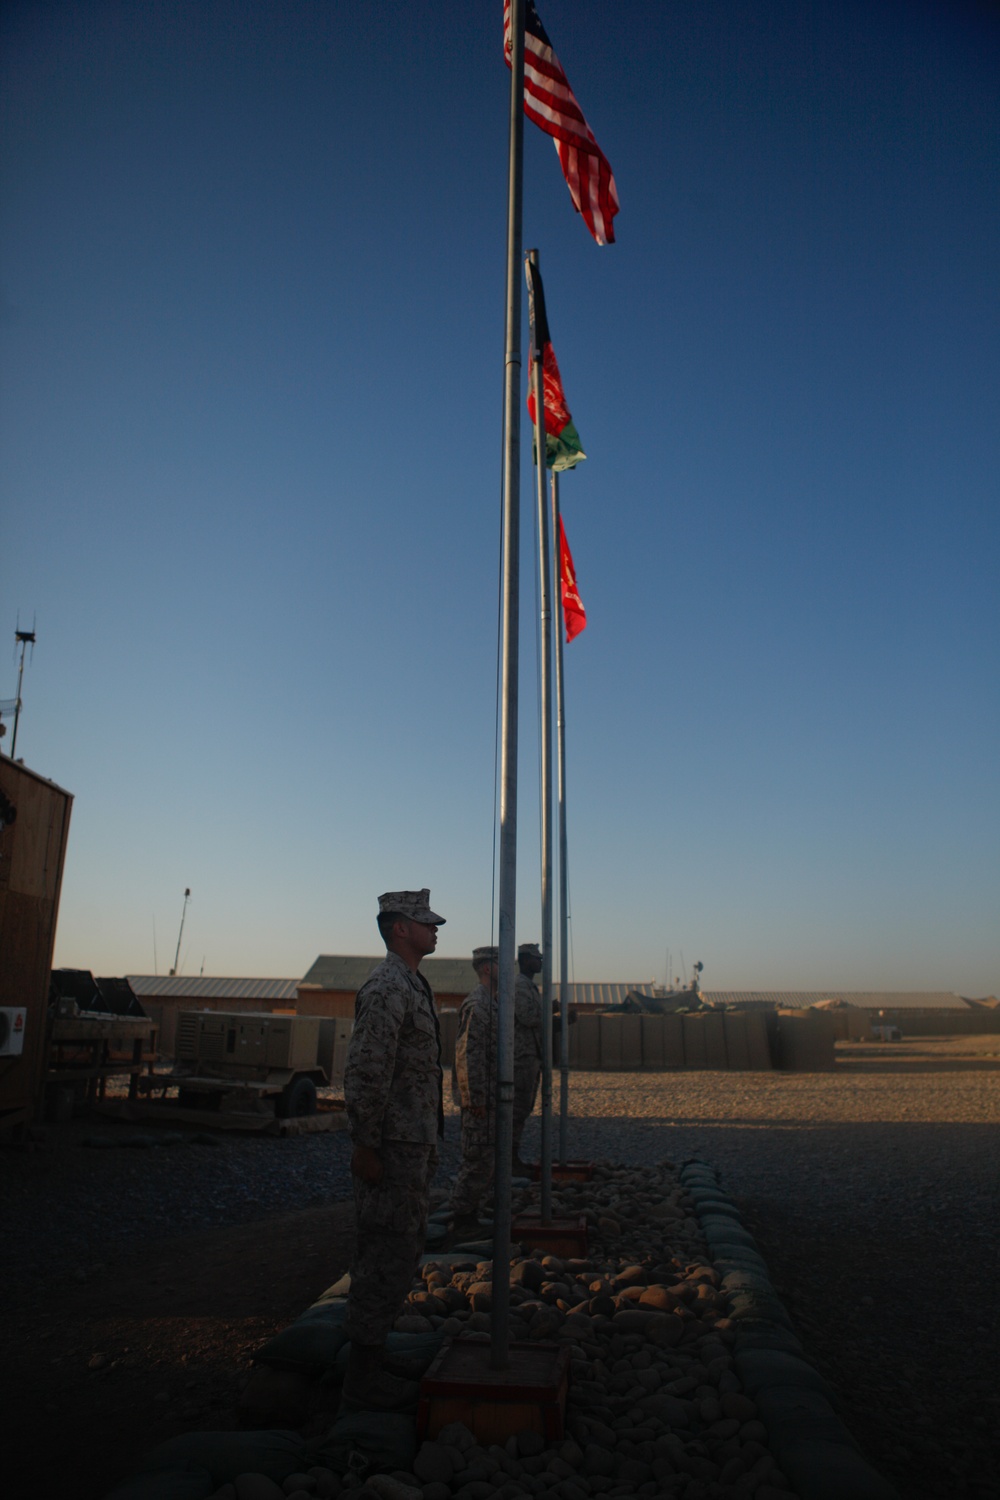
[512, 941, 543, 1168]
[342, 888, 445, 1407]
[450, 946, 499, 1235]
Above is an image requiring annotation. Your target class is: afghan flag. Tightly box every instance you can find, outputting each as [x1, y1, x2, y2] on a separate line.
[559, 516, 587, 641]
[525, 258, 587, 472]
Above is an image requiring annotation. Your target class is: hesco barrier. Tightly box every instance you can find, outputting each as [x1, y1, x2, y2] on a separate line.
[433, 1006, 840, 1070]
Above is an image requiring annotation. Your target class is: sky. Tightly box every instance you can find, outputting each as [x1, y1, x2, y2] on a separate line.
[2, 0, 997, 995]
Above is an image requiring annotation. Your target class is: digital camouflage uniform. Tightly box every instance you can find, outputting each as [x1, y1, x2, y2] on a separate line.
[451, 981, 498, 1217]
[512, 970, 543, 1159]
[344, 949, 443, 1346]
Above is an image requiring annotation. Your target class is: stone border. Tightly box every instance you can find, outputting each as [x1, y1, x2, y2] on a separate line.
[680, 1159, 900, 1500]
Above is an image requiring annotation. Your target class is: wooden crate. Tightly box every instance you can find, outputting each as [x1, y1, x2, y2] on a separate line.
[418, 1339, 569, 1444]
[512, 1213, 588, 1256]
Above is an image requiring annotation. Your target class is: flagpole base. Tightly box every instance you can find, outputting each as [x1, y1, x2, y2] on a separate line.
[417, 1339, 569, 1445]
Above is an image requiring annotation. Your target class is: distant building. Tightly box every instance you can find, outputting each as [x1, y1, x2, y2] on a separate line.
[128, 968, 1000, 1059]
[297, 955, 484, 1017]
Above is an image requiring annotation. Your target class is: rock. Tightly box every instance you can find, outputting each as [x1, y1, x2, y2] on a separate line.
[583, 1445, 614, 1476]
[637, 1286, 677, 1313]
[361, 1479, 421, 1500]
[452, 1484, 495, 1500]
[235, 1477, 286, 1500]
[511, 1260, 545, 1292]
[307, 1469, 339, 1499]
[637, 1393, 692, 1426]
[517, 1430, 546, 1459]
[394, 1314, 433, 1334]
[414, 1442, 457, 1485]
[420, 1487, 450, 1500]
[558, 1440, 584, 1468]
[438, 1422, 477, 1451]
[720, 1391, 757, 1421]
[283, 1476, 317, 1495]
[614, 1457, 651, 1485]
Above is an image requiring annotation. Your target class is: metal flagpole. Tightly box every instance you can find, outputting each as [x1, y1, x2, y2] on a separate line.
[526, 249, 554, 1225]
[553, 472, 570, 1161]
[490, 0, 525, 1371]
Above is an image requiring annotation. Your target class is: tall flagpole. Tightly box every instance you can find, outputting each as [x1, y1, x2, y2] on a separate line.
[553, 472, 570, 1161]
[491, 0, 525, 1371]
[526, 250, 554, 1225]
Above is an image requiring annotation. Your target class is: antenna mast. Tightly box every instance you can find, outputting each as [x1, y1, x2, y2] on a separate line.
[10, 624, 36, 759]
[170, 888, 191, 975]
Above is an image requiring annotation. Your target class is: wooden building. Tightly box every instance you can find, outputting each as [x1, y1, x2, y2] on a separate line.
[0, 757, 73, 1132]
[296, 954, 483, 1018]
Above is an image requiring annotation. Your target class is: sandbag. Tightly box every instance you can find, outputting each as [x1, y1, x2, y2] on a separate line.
[131, 1430, 310, 1486]
[253, 1303, 350, 1373]
[315, 1412, 418, 1476]
[103, 1472, 214, 1500]
[334, 1328, 446, 1379]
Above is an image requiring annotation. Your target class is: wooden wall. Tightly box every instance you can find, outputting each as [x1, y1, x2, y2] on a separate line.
[0, 759, 73, 1130]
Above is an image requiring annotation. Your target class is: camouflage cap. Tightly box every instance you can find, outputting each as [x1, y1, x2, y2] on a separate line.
[378, 888, 446, 925]
[518, 942, 542, 959]
[472, 945, 499, 966]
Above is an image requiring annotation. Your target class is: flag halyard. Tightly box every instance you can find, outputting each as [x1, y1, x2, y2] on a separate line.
[504, 0, 620, 245]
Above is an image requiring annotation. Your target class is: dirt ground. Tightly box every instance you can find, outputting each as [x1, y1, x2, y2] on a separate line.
[1, 1200, 357, 1500]
[3, 1035, 998, 1500]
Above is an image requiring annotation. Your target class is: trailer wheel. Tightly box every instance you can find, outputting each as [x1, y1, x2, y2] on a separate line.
[278, 1076, 318, 1118]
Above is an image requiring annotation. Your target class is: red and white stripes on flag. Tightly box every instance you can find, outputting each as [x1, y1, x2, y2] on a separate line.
[504, 0, 620, 246]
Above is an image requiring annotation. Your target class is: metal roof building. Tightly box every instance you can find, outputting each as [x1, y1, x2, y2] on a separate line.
[128, 976, 300, 1004]
[299, 955, 481, 997]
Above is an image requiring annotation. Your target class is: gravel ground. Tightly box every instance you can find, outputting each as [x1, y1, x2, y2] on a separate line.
[3, 1040, 998, 1499]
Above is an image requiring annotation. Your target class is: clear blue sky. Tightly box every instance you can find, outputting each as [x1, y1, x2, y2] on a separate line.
[2, 0, 997, 995]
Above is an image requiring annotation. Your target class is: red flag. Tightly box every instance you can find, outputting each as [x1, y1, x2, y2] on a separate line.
[558, 515, 587, 641]
[504, 0, 620, 246]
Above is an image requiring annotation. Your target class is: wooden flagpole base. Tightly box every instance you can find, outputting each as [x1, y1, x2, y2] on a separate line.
[417, 1339, 569, 1444]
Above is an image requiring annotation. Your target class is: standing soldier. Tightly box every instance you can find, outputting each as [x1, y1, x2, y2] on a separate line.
[449, 945, 499, 1244]
[512, 941, 543, 1173]
[342, 889, 445, 1409]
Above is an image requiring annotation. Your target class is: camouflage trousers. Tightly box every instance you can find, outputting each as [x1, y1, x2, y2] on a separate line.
[451, 1108, 495, 1217]
[346, 1139, 437, 1347]
[512, 1061, 540, 1158]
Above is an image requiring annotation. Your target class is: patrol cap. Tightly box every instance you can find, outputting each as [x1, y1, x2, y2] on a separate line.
[378, 888, 446, 925]
[518, 942, 542, 959]
[472, 945, 499, 967]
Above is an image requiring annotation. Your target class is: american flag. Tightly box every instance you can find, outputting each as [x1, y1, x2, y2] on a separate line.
[504, 0, 620, 246]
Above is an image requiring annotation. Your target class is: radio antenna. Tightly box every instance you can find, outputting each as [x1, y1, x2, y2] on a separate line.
[10, 619, 36, 759]
[170, 888, 191, 975]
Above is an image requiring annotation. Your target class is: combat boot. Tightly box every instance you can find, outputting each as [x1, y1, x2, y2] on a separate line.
[340, 1342, 420, 1411]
